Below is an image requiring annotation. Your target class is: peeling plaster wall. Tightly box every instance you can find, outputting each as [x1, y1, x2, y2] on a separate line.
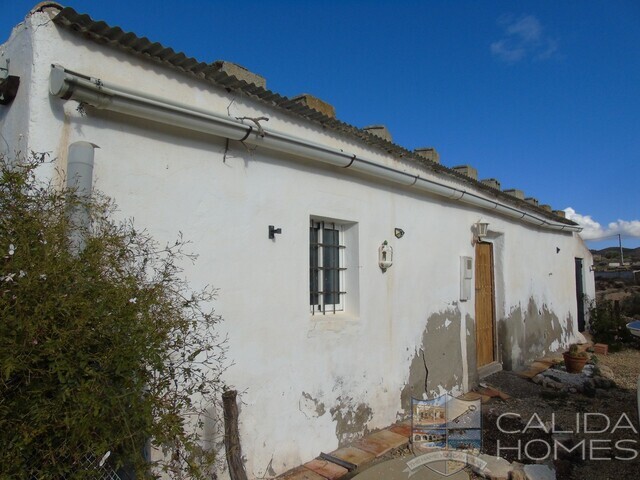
[465, 313, 479, 388]
[499, 299, 576, 370]
[400, 308, 465, 410]
[493, 226, 593, 370]
[6, 13, 595, 479]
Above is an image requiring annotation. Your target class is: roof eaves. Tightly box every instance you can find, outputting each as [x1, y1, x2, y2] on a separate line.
[50, 6, 576, 228]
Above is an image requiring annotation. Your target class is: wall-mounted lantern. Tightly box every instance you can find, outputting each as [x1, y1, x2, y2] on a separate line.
[473, 220, 489, 244]
[394, 228, 405, 239]
[379, 241, 393, 271]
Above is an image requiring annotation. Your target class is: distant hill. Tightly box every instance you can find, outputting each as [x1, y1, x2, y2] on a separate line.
[590, 246, 640, 256]
[591, 246, 640, 268]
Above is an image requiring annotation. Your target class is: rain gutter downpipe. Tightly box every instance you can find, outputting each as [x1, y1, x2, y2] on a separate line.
[66, 140, 98, 253]
[50, 65, 581, 233]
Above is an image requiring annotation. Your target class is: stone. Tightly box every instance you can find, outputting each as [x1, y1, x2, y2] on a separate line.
[548, 380, 563, 390]
[523, 464, 556, 480]
[509, 470, 527, 480]
[474, 454, 512, 480]
[532, 374, 544, 385]
[509, 462, 526, 480]
[596, 365, 615, 381]
[593, 376, 613, 389]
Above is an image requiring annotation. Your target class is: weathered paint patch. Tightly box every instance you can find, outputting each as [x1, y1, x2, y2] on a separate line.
[299, 391, 326, 418]
[330, 396, 373, 447]
[400, 308, 464, 411]
[498, 298, 576, 370]
[464, 313, 478, 388]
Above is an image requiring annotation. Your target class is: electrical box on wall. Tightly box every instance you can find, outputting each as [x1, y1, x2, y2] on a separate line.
[460, 256, 473, 301]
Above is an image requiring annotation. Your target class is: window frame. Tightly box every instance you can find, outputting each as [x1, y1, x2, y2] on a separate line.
[310, 219, 347, 315]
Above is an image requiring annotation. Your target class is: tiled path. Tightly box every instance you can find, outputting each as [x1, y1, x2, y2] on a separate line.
[277, 423, 410, 479]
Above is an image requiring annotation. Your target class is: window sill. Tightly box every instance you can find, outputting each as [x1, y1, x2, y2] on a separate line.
[307, 312, 360, 334]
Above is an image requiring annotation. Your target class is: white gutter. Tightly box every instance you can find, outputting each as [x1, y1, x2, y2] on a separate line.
[49, 65, 581, 233]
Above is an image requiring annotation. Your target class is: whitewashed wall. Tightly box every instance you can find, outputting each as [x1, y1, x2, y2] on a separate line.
[2, 11, 594, 478]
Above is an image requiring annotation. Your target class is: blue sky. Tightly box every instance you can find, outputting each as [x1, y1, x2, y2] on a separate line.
[2, 1, 639, 249]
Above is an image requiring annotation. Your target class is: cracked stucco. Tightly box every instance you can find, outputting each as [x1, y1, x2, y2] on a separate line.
[400, 308, 464, 411]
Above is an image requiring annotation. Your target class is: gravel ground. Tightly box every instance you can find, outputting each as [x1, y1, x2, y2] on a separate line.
[369, 346, 640, 480]
[481, 347, 640, 479]
[599, 348, 640, 389]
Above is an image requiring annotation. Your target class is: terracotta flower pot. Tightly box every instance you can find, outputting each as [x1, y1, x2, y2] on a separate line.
[563, 352, 588, 374]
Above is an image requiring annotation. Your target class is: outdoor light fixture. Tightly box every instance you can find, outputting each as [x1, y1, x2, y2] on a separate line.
[379, 241, 393, 271]
[474, 221, 489, 243]
[394, 228, 405, 239]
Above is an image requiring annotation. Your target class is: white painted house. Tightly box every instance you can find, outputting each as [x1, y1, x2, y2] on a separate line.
[1, 4, 594, 478]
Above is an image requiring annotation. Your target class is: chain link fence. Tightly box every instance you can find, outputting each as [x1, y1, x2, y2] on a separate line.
[27, 452, 125, 480]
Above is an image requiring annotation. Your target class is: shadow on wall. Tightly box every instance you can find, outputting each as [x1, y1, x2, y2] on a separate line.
[400, 307, 464, 412]
[498, 297, 576, 370]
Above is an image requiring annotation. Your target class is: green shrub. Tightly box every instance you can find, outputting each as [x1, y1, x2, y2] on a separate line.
[621, 292, 640, 318]
[0, 154, 226, 479]
[588, 299, 633, 351]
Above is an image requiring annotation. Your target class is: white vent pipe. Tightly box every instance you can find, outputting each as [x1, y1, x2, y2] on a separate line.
[50, 65, 580, 233]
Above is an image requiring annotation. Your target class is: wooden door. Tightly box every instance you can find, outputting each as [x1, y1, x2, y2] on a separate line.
[475, 242, 495, 367]
[575, 258, 585, 332]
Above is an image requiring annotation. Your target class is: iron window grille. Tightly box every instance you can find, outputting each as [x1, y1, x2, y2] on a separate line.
[310, 219, 346, 314]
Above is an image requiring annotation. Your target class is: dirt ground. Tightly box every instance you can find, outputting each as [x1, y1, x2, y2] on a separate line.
[596, 279, 640, 303]
[479, 348, 640, 479]
[478, 347, 640, 479]
[370, 346, 640, 480]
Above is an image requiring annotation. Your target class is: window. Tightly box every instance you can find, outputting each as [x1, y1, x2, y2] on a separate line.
[310, 219, 346, 314]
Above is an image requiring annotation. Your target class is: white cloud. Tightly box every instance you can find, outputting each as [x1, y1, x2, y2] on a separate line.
[505, 15, 541, 42]
[490, 40, 526, 62]
[564, 207, 640, 240]
[491, 14, 559, 63]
